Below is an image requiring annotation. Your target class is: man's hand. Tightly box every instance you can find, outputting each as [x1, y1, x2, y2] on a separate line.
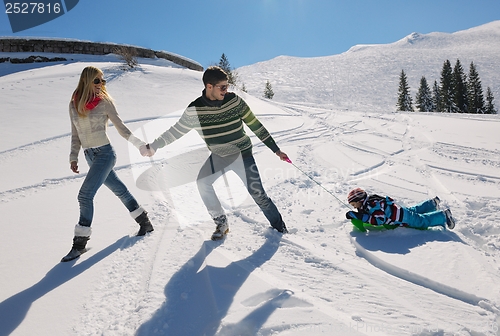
[275, 150, 290, 162]
[140, 144, 156, 157]
[70, 161, 79, 174]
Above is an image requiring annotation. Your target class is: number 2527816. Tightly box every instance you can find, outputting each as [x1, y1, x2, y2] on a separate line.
[5, 3, 61, 14]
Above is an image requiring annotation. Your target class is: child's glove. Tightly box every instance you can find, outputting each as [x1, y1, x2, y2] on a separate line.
[346, 211, 359, 220]
[346, 211, 369, 222]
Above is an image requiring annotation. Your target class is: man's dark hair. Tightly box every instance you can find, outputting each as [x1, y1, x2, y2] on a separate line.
[202, 66, 228, 86]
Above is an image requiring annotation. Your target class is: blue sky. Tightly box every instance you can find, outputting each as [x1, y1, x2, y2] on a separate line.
[1, 0, 499, 69]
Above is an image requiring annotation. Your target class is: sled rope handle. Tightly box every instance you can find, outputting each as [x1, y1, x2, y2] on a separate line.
[285, 158, 353, 210]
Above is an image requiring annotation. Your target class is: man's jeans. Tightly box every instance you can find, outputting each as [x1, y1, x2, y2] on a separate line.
[196, 153, 284, 230]
[78, 144, 139, 227]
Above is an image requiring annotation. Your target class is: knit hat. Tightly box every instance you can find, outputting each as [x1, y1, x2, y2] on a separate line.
[347, 188, 367, 203]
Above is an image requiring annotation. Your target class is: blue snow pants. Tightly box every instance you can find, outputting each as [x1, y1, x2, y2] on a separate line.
[400, 199, 446, 229]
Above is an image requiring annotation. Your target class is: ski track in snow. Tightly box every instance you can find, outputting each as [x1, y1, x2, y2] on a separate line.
[266, 103, 500, 333]
[2, 87, 500, 335]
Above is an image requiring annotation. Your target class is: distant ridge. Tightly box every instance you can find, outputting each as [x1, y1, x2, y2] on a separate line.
[238, 21, 500, 111]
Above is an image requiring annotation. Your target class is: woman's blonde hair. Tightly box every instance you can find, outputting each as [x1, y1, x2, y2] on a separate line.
[72, 66, 112, 116]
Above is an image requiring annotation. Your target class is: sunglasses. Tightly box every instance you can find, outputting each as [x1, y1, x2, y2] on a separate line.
[93, 78, 106, 85]
[214, 84, 229, 91]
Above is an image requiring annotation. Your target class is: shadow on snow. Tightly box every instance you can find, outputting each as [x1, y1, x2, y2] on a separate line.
[136, 233, 283, 336]
[352, 228, 464, 254]
[0, 235, 139, 336]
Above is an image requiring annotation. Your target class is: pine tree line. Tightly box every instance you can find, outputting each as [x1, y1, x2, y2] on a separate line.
[397, 60, 497, 114]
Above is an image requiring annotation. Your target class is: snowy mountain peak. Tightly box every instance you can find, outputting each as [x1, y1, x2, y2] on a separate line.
[238, 20, 500, 111]
[402, 32, 423, 44]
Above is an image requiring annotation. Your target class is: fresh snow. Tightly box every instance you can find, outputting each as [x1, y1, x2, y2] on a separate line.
[1, 23, 500, 336]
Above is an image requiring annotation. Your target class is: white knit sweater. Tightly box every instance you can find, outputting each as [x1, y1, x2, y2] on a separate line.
[69, 99, 145, 163]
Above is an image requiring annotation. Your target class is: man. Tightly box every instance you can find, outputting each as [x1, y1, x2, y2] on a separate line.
[141, 66, 289, 240]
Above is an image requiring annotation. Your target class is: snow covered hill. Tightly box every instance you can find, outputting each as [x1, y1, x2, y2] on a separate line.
[1, 23, 500, 336]
[238, 20, 500, 112]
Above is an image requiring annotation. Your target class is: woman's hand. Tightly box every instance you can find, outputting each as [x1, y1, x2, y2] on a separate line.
[70, 161, 79, 174]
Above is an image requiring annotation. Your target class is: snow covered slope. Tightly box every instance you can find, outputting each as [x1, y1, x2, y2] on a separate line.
[238, 21, 500, 112]
[1, 25, 500, 335]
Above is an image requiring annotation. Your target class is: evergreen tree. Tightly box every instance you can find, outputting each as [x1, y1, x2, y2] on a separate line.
[432, 80, 441, 113]
[218, 53, 238, 85]
[415, 76, 434, 112]
[396, 70, 413, 111]
[263, 80, 274, 99]
[452, 59, 468, 113]
[467, 62, 485, 114]
[485, 87, 497, 114]
[438, 60, 454, 112]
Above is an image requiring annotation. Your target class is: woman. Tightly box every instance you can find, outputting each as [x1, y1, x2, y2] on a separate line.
[61, 66, 153, 262]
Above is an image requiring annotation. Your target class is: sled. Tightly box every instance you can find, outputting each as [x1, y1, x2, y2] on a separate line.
[350, 219, 430, 232]
[350, 219, 399, 232]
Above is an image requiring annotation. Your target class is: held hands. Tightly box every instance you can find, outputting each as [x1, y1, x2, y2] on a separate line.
[140, 144, 156, 157]
[141, 145, 286, 159]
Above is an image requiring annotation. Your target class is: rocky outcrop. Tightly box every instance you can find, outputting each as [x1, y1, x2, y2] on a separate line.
[0, 38, 203, 71]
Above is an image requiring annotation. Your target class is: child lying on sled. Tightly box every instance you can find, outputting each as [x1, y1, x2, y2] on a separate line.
[345, 188, 456, 230]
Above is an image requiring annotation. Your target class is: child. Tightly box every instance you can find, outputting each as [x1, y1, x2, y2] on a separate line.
[345, 188, 455, 230]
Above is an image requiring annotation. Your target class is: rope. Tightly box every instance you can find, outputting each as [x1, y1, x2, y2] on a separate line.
[285, 159, 353, 210]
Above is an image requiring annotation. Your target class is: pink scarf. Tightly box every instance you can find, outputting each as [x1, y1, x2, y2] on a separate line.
[85, 96, 102, 110]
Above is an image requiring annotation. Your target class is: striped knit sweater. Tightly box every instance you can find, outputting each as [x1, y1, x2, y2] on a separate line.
[151, 92, 280, 157]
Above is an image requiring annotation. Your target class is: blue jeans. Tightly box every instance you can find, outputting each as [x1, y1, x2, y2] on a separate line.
[401, 199, 446, 229]
[78, 144, 139, 227]
[196, 153, 284, 230]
